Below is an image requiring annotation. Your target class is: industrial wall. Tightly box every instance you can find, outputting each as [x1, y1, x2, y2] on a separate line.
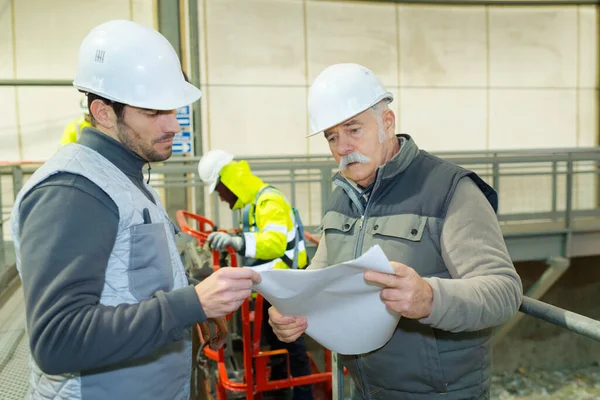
[0, 0, 596, 160]
[0, 0, 598, 225]
[195, 0, 598, 157]
[0, 0, 155, 162]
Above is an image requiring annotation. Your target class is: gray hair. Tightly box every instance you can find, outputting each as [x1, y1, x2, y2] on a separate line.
[369, 100, 391, 143]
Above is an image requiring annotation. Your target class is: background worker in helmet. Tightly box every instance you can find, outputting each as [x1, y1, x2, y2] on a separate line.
[198, 150, 313, 400]
[11, 20, 260, 400]
[59, 96, 92, 146]
[268, 63, 523, 399]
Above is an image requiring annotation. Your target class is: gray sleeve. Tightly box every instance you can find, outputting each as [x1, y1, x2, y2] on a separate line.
[419, 178, 523, 332]
[18, 173, 206, 375]
[306, 236, 329, 270]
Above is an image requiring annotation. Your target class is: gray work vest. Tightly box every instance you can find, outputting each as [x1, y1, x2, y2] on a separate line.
[11, 144, 191, 400]
[322, 136, 496, 400]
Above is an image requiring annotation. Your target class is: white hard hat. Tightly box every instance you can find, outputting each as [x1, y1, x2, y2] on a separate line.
[307, 63, 393, 136]
[73, 20, 201, 110]
[198, 149, 235, 193]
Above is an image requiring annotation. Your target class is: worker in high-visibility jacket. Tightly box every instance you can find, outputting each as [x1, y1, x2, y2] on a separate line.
[198, 149, 313, 400]
[59, 97, 92, 146]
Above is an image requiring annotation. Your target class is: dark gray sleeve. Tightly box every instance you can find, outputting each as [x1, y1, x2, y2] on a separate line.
[187, 276, 201, 286]
[18, 173, 206, 375]
[420, 178, 523, 332]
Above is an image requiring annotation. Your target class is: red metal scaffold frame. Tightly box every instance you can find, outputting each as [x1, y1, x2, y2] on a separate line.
[176, 210, 333, 400]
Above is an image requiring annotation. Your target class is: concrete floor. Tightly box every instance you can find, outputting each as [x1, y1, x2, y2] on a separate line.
[0, 285, 28, 400]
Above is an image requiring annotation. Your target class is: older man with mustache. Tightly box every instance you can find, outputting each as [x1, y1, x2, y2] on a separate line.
[268, 63, 523, 400]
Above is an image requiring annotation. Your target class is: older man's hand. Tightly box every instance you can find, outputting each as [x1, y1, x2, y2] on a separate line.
[364, 262, 433, 319]
[268, 306, 307, 342]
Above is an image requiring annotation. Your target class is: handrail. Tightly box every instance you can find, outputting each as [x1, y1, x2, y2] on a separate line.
[3, 147, 600, 268]
[3, 145, 600, 167]
[520, 297, 600, 342]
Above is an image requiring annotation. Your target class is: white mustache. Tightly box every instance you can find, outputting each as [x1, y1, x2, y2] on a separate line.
[339, 152, 370, 170]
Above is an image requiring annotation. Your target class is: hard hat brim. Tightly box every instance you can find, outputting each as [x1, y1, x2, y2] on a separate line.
[73, 81, 202, 111]
[178, 82, 203, 111]
[306, 92, 394, 138]
[208, 179, 218, 193]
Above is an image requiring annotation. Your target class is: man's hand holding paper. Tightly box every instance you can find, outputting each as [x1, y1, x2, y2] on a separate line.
[364, 261, 434, 320]
[253, 245, 402, 355]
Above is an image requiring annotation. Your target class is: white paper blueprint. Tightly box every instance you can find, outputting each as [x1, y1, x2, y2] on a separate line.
[251, 245, 401, 355]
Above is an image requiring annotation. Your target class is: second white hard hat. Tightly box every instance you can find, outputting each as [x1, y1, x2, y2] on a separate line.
[307, 63, 393, 137]
[73, 20, 201, 110]
[198, 150, 235, 193]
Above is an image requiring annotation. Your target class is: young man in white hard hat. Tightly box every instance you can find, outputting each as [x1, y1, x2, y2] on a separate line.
[59, 96, 92, 146]
[197, 150, 314, 399]
[268, 63, 523, 399]
[11, 20, 260, 399]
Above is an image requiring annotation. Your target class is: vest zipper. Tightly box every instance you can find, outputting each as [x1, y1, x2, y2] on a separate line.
[353, 212, 370, 398]
[354, 215, 365, 259]
[351, 173, 384, 398]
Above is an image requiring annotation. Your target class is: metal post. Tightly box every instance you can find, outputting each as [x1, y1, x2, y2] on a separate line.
[0, 174, 5, 271]
[188, 0, 205, 216]
[331, 351, 344, 400]
[12, 166, 23, 200]
[492, 157, 500, 192]
[565, 155, 574, 228]
[597, 156, 600, 209]
[597, 6, 600, 208]
[564, 154, 574, 257]
[232, 209, 240, 230]
[290, 169, 297, 208]
[320, 168, 332, 217]
[551, 161, 558, 215]
[157, 0, 181, 55]
[157, 0, 188, 220]
[212, 194, 220, 227]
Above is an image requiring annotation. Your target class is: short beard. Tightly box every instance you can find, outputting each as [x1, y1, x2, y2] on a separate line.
[116, 121, 173, 162]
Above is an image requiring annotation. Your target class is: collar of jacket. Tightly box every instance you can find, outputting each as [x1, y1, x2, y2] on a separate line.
[238, 176, 267, 208]
[331, 133, 420, 188]
[79, 127, 148, 182]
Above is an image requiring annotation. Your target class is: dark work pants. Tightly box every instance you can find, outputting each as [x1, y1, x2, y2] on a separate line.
[262, 299, 313, 400]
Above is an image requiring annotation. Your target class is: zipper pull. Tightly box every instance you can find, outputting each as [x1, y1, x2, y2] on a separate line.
[357, 215, 365, 231]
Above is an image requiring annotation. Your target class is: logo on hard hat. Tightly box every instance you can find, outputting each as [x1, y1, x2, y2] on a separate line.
[95, 50, 105, 63]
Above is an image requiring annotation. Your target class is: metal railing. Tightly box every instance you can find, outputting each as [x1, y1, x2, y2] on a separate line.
[2, 148, 600, 400]
[2, 147, 600, 269]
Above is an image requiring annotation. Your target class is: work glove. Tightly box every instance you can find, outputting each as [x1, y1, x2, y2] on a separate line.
[207, 231, 244, 252]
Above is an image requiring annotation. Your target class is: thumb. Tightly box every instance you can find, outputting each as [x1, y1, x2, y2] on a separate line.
[214, 233, 230, 249]
[389, 262, 413, 277]
[232, 236, 244, 251]
[250, 269, 261, 284]
[207, 231, 218, 242]
[199, 321, 211, 343]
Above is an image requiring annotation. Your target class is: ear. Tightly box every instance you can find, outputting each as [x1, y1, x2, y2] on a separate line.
[383, 108, 396, 135]
[90, 99, 116, 129]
